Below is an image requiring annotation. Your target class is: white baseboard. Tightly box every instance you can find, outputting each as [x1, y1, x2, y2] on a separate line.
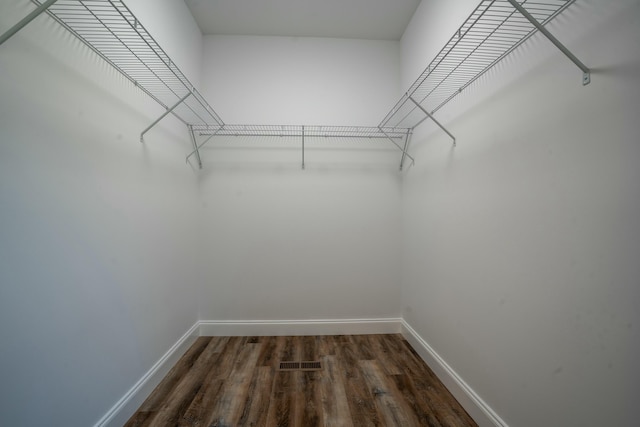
[199, 318, 403, 336]
[94, 321, 200, 427]
[99, 318, 510, 427]
[94, 317, 400, 426]
[401, 320, 508, 427]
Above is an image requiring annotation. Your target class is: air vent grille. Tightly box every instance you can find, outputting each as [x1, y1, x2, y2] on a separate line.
[301, 361, 322, 370]
[278, 361, 322, 371]
[279, 362, 300, 371]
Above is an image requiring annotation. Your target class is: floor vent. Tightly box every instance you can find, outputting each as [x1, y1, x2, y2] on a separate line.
[279, 361, 300, 371]
[300, 361, 322, 371]
[278, 361, 322, 371]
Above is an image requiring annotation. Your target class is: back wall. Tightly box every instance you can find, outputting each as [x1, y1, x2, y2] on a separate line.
[196, 35, 404, 323]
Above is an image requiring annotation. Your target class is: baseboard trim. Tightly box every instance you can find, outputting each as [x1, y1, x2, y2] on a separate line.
[199, 318, 402, 336]
[94, 321, 200, 427]
[94, 317, 400, 426]
[401, 320, 508, 427]
[98, 318, 496, 427]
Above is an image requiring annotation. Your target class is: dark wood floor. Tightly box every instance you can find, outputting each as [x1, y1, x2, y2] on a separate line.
[125, 334, 477, 427]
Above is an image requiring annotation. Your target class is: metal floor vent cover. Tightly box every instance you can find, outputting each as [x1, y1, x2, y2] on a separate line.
[279, 361, 322, 371]
[279, 362, 300, 371]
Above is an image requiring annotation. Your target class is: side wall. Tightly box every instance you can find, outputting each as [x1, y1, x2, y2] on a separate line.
[197, 36, 403, 324]
[400, 1, 640, 426]
[0, 1, 203, 426]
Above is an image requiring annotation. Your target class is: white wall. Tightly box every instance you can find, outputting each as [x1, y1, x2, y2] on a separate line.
[126, 0, 204, 87]
[7, 0, 637, 425]
[197, 153, 403, 322]
[0, 0, 203, 425]
[401, 1, 640, 426]
[197, 35, 403, 322]
[201, 35, 399, 124]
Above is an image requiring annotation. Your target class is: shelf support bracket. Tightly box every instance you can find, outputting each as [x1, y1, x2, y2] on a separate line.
[140, 92, 191, 142]
[0, 0, 58, 46]
[399, 129, 413, 171]
[507, 0, 590, 85]
[301, 125, 305, 170]
[187, 125, 202, 169]
[379, 127, 415, 169]
[409, 97, 456, 146]
[185, 125, 224, 164]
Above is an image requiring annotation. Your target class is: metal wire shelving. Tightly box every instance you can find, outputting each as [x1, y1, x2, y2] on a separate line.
[379, 0, 589, 145]
[1, 0, 588, 170]
[188, 124, 414, 170]
[38, 1, 222, 130]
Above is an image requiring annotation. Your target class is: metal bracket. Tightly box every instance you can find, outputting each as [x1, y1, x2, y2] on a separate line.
[140, 92, 191, 142]
[507, 0, 590, 85]
[0, 0, 59, 46]
[399, 129, 413, 171]
[185, 125, 224, 165]
[378, 127, 415, 170]
[187, 125, 202, 169]
[301, 125, 305, 170]
[408, 97, 456, 146]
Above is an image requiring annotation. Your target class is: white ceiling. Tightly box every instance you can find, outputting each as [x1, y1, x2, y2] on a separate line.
[184, 0, 421, 41]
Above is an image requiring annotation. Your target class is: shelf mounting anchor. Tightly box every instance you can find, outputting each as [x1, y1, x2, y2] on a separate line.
[507, 0, 590, 85]
[409, 97, 456, 146]
[0, 0, 59, 46]
[140, 92, 192, 142]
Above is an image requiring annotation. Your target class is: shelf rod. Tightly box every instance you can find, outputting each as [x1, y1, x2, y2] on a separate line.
[195, 132, 404, 139]
[409, 97, 456, 146]
[0, 0, 58, 46]
[507, 0, 590, 85]
[140, 92, 191, 142]
[379, 127, 415, 168]
[187, 125, 202, 169]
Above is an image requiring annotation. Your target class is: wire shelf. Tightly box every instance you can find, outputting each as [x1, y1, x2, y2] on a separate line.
[380, 0, 578, 129]
[193, 124, 409, 140]
[186, 124, 413, 168]
[32, 0, 224, 128]
[3, 0, 585, 169]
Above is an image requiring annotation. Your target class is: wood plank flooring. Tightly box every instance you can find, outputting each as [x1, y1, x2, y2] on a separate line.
[125, 334, 477, 427]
